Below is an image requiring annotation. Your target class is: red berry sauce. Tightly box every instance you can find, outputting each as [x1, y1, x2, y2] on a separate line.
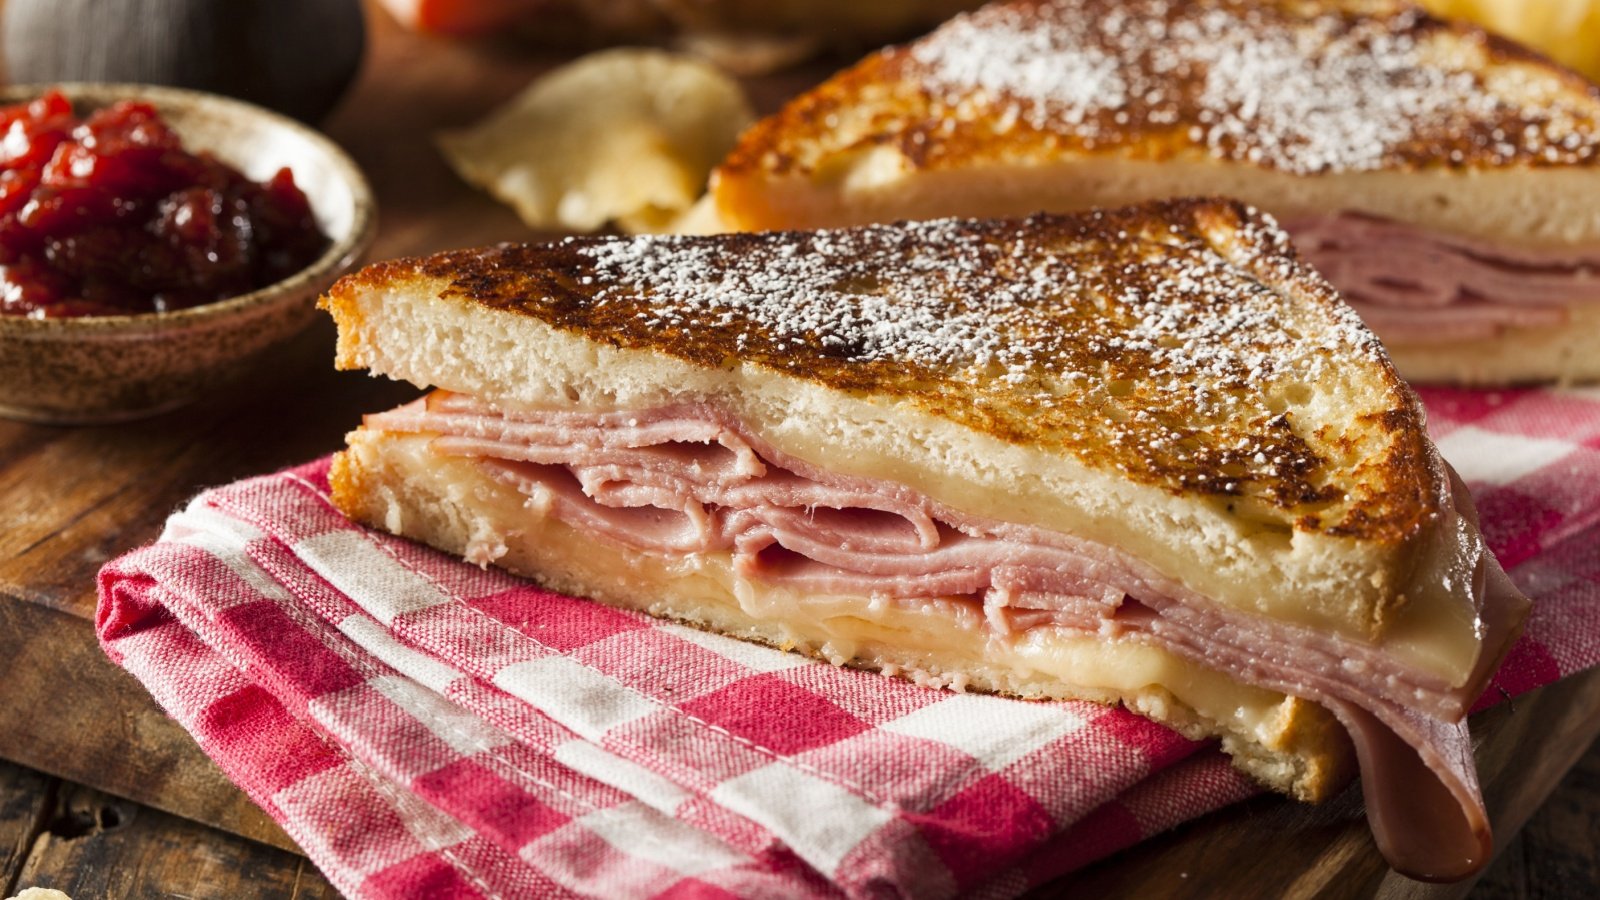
[0, 90, 331, 318]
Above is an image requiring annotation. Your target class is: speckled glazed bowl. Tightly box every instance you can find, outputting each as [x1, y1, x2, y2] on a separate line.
[0, 83, 376, 424]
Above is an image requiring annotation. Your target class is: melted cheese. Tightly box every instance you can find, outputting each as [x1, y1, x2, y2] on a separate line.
[354, 431, 1313, 758]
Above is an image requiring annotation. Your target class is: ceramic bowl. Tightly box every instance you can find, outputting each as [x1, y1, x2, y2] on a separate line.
[0, 83, 376, 424]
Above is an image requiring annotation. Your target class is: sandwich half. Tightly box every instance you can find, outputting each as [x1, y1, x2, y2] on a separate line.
[708, 0, 1600, 385]
[321, 198, 1528, 880]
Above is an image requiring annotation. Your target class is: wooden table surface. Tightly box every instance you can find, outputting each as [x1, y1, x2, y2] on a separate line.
[2, 5, 1598, 898]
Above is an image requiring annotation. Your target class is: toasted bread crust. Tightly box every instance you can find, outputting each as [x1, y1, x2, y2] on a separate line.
[717, 0, 1600, 184]
[325, 198, 1438, 548]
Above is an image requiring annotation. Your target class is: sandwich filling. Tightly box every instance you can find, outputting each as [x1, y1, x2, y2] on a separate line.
[1286, 213, 1600, 343]
[363, 389, 1527, 881]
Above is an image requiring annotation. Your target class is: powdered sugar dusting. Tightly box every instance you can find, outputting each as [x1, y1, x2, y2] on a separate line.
[582, 218, 1045, 374]
[570, 205, 1386, 499]
[906, 0, 1600, 174]
[911, 8, 1129, 126]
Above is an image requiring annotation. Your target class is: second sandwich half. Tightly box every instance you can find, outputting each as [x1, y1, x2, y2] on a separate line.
[320, 198, 1528, 881]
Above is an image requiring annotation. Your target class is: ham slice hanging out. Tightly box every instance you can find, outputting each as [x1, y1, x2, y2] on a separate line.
[1284, 213, 1600, 343]
[365, 391, 1527, 881]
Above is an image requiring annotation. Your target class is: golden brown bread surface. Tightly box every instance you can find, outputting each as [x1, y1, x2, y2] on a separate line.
[327, 197, 1436, 547]
[717, 0, 1600, 187]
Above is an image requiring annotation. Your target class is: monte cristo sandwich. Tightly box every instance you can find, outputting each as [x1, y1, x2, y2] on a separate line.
[319, 198, 1529, 881]
[708, 0, 1600, 385]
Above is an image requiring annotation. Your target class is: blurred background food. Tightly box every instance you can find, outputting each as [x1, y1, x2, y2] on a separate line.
[377, 0, 1600, 81]
[0, 0, 1589, 117]
[0, 0, 1587, 109]
[0, 0, 366, 122]
[375, 0, 978, 72]
[1419, 0, 1600, 80]
[438, 49, 752, 233]
[377, 0, 662, 38]
[376, 0, 977, 41]
[418, 0, 1600, 238]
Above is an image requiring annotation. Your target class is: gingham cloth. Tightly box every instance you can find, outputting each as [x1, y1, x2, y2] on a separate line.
[96, 385, 1600, 899]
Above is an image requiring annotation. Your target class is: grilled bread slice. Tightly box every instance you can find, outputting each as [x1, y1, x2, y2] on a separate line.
[321, 198, 1526, 879]
[707, 0, 1600, 384]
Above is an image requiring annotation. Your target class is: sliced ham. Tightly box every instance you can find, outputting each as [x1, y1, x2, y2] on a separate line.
[1284, 213, 1600, 344]
[365, 393, 1527, 881]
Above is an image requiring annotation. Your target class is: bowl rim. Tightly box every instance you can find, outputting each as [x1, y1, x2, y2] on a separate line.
[0, 81, 377, 333]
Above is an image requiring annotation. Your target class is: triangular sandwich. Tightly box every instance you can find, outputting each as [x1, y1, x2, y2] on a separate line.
[321, 198, 1528, 880]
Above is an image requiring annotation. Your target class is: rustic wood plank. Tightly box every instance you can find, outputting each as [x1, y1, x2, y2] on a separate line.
[1473, 730, 1600, 899]
[0, 762, 54, 897]
[1475, 837, 1530, 900]
[0, 596, 294, 853]
[10, 783, 337, 900]
[0, 320, 418, 622]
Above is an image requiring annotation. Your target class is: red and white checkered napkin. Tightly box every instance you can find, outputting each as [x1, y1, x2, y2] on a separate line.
[96, 386, 1600, 900]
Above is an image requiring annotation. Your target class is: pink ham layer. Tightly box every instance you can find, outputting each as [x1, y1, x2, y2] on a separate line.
[365, 391, 1527, 880]
[1284, 213, 1600, 344]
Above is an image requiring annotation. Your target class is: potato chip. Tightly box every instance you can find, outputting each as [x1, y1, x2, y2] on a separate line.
[439, 49, 753, 233]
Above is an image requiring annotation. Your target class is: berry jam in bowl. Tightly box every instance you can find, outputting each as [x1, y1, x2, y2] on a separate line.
[0, 83, 375, 423]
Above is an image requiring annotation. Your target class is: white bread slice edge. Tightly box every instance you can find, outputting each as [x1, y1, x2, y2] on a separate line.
[713, 151, 1600, 250]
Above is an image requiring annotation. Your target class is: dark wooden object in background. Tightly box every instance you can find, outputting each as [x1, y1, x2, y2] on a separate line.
[0, 4, 1596, 898]
[1475, 736, 1600, 900]
[2, 0, 367, 122]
